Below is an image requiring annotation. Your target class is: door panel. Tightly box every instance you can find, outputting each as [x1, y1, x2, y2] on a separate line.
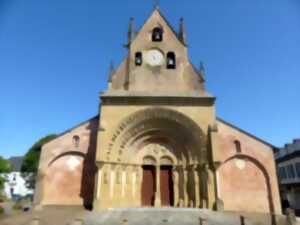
[160, 166, 174, 206]
[141, 166, 155, 206]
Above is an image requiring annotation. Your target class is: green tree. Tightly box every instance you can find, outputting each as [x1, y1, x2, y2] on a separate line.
[0, 156, 11, 190]
[21, 134, 57, 188]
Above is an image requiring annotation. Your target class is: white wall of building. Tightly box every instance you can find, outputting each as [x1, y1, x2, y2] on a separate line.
[1, 172, 33, 199]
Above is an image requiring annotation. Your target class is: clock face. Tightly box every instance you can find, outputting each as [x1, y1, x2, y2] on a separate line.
[145, 49, 164, 66]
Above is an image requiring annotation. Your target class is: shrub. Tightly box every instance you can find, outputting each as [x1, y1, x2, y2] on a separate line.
[0, 192, 9, 203]
[0, 205, 4, 214]
[12, 198, 31, 211]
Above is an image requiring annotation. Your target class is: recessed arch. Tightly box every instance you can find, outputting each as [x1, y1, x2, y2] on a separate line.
[44, 152, 86, 205]
[107, 107, 206, 165]
[218, 154, 274, 214]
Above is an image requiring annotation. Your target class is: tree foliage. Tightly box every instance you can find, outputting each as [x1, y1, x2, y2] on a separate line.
[21, 134, 57, 189]
[0, 156, 11, 190]
[0, 157, 11, 173]
[21, 134, 57, 173]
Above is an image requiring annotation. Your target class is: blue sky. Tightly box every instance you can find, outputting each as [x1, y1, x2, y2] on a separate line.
[0, 0, 300, 159]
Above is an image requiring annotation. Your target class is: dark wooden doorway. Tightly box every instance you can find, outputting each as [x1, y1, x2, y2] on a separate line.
[160, 166, 174, 206]
[141, 165, 156, 206]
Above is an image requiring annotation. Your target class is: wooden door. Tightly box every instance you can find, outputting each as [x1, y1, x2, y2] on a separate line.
[160, 166, 174, 206]
[141, 166, 155, 206]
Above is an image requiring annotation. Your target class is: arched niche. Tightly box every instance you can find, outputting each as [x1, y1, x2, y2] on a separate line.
[44, 152, 85, 205]
[217, 154, 274, 214]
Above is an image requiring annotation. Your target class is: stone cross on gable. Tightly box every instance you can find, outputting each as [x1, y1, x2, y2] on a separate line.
[153, 0, 160, 9]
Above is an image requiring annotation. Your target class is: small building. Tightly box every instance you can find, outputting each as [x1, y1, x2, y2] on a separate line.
[275, 139, 300, 212]
[1, 157, 34, 201]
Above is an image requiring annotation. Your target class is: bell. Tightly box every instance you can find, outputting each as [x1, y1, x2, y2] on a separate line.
[136, 58, 141, 64]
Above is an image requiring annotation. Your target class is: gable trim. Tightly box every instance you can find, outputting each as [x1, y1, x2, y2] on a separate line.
[130, 8, 186, 47]
[217, 117, 276, 149]
[42, 115, 99, 148]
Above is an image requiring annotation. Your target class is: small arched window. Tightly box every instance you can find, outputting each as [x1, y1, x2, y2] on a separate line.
[73, 135, 80, 148]
[152, 27, 163, 42]
[135, 52, 142, 66]
[166, 52, 176, 69]
[234, 140, 242, 153]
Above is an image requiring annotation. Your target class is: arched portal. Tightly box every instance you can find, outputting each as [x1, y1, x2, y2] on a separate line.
[103, 108, 207, 208]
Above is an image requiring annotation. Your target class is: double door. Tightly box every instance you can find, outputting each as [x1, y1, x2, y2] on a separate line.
[141, 165, 174, 207]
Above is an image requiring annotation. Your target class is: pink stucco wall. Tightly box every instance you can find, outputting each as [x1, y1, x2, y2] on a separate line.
[217, 119, 281, 214]
[37, 116, 98, 206]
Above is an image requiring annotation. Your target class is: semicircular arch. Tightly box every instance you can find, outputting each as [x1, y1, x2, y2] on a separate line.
[218, 154, 274, 214]
[106, 107, 206, 166]
[48, 151, 86, 167]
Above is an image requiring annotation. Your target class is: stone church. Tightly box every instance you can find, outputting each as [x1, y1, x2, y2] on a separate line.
[34, 8, 282, 214]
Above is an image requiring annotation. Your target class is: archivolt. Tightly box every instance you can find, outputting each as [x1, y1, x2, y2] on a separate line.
[106, 107, 207, 164]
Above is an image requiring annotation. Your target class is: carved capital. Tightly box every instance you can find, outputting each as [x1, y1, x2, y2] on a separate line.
[209, 123, 218, 132]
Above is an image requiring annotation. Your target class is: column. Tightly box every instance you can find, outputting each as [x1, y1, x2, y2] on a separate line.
[183, 167, 189, 207]
[95, 167, 102, 200]
[206, 164, 216, 209]
[193, 165, 200, 208]
[93, 163, 107, 210]
[212, 162, 222, 210]
[132, 166, 140, 206]
[208, 123, 222, 210]
[172, 167, 179, 207]
[109, 165, 115, 201]
[200, 164, 209, 208]
[178, 166, 185, 207]
[137, 166, 143, 207]
[154, 165, 161, 207]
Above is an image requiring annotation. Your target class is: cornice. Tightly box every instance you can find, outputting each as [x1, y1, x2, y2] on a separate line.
[100, 91, 216, 106]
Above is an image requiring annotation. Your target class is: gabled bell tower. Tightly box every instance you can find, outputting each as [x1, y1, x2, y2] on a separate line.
[107, 8, 206, 93]
[94, 8, 220, 210]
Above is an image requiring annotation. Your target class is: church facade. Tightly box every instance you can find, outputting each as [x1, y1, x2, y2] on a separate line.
[34, 9, 282, 214]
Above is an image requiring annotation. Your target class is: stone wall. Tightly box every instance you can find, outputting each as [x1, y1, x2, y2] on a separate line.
[34, 116, 98, 207]
[216, 119, 282, 214]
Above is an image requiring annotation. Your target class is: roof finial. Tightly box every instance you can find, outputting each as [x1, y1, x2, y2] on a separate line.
[153, 0, 159, 9]
[128, 17, 135, 45]
[199, 61, 205, 80]
[108, 61, 115, 82]
[178, 17, 187, 45]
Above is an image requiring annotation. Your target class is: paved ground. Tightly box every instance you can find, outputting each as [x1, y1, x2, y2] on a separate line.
[2, 202, 13, 216]
[0, 207, 296, 225]
[85, 208, 288, 225]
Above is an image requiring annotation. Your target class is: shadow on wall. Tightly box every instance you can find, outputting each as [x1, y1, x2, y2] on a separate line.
[80, 118, 98, 210]
[46, 117, 98, 210]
